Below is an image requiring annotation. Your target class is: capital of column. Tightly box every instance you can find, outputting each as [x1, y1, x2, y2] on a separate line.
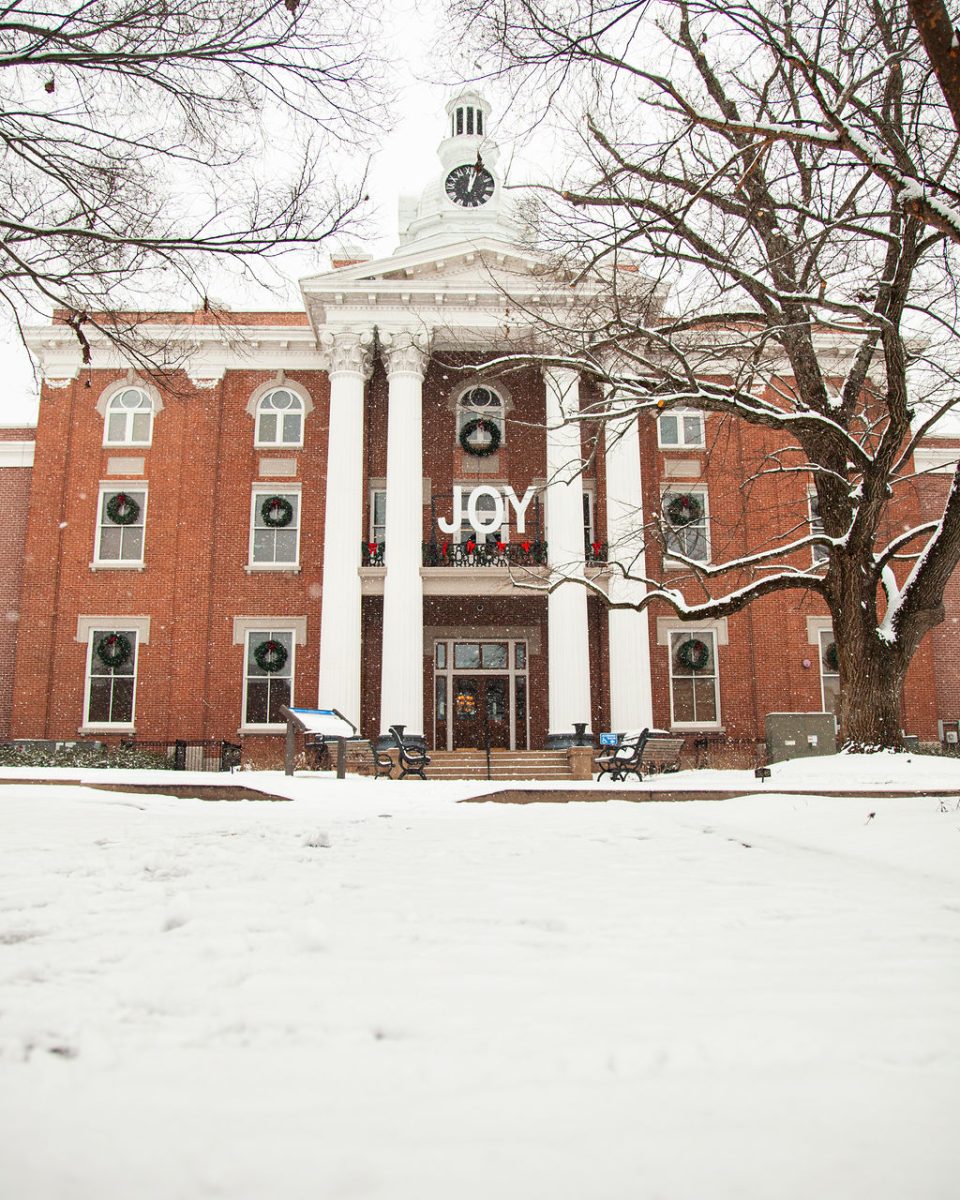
[318, 329, 375, 379]
[380, 329, 432, 379]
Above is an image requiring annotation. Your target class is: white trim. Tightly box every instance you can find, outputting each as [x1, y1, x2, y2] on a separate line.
[82, 625, 141, 729]
[95, 376, 164, 418]
[232, 616, 307, 646]
[664, 626, 722, 730]
[93, 484, 147, 567]
[76, 615, 151, 644]
[98, 380, 162, 449]
[0, 441, 34, 467]
[248, 380, 314, 448]
[660, 486, 710, 567]
[241, 627, 296, 731]
[656, 616, 729, 645]
[657, 409, 706, 450]
[805, 615, 833, 645]
[914, 446, 959, 474]
[248, 485, 302, 569]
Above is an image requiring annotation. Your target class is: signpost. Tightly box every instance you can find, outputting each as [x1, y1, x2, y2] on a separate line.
[280, 706, 357, 778]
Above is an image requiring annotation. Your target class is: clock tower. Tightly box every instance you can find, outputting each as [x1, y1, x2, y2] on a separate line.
[397, 89, 520, 247]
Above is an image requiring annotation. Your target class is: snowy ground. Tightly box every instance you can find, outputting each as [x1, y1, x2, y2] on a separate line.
[1, 755, 958, 1198]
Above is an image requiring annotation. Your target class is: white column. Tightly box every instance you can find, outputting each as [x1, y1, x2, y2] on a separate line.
[379, 330, 431, 739]
[605, 400, 654, 731]
[543, 364, 593, 739]
[317, 331, 374, 728]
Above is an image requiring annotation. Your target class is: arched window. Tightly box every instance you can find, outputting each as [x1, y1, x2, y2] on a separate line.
[457, 385, 504, 450]
[104, 387, 154, 446]
[255, 387, 304, 447]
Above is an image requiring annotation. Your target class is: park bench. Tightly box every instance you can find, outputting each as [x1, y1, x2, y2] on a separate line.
[595, 729, 685, 782]
[389, 725, 431, 780]
[371, 744, 395, 779]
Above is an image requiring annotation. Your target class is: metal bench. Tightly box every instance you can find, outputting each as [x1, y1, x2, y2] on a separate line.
[595, 729, 685, 781]
[371, 744, 395, 779]
[389, 724, 431, 780]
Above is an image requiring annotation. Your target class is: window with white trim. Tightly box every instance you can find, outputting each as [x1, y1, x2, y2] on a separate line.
[243, 629, 294, 727]
[457, 385, 504, 448]
[104, 387, 154, 446]
[669, 629, 720, 727]
[657, 409, 704, 449]
[819, 629, 840, 716]
[255, 388, 304, 447]
[85, 628, 138, 726]
[95, 488, 146, 565]
[809, 491, 829, 565]
[250, 490, 300, 567]
[662, 489, 709, 564]
[370, 488, 386, 544]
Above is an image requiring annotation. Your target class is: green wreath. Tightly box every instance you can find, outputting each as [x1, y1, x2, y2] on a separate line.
[260, 496, 294, 528]
[96, 632, 132, 669]
[824, 641, 839, 672]
[253, 639, 288, 673]
[105, 493, 140, 525]
[676, 637, 710, 671]
[666, 493, 702, 527]
[459, 417, 502, 457]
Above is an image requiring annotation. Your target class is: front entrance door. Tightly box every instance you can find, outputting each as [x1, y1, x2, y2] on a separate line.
[452, 676, 511, 749]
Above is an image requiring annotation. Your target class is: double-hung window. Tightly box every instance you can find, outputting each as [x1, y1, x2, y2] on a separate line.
[657, 409, 705, 449]
[669, 629, 720, 727]
[662, 489, 709, 564]
[819, 630, 840, 716]
[85, 628, 138, 727]
[370, 488, 387, 544]
[250, 489, 300, 569]
[243, 629, 294, 727]
[809, 491, 829, 566]
[95, 487, 146, 566]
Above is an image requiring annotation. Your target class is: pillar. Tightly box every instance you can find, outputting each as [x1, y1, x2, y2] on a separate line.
[605, 399, 654, 731]
[543, 364, 593, 743]
[317, 331, 374, 728]
[379, 330, 431, 740]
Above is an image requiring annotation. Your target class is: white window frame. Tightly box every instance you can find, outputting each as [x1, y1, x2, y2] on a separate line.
[667, 628, 721, 729]
[241, 628, 295, 731]
[809, 490, 829, 566]
[455, 384, 507, 447]
[102, 386, 156, 448]
[661, 487, 710, 566]
[254, 387, 305, 449]
[248, 487, 301, 571]
[657, 408, 705, 450]
[93, 485, 147, 569]
[82, 627, 140, 731]
[369, 486, 387, 544]
[818, 628, 840, 716]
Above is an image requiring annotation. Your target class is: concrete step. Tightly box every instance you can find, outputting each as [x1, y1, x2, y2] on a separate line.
[424, 749, 575, 781]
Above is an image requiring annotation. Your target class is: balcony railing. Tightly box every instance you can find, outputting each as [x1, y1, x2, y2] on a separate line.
[361, 539, 607, 568]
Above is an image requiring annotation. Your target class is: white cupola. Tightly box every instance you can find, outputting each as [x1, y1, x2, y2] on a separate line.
[398, 89, 520, 248]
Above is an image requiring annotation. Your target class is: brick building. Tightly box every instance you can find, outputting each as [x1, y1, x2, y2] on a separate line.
[5, 91, 960, 762]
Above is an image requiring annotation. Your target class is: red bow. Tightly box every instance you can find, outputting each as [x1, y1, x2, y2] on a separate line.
[466, 540, 476, 553]
[521, 541, 531, 553]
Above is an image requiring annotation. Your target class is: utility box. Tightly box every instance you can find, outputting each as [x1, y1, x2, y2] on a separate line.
[765, 713, 837, 764]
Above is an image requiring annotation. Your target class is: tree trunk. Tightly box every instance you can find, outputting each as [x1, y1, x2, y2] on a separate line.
[834, 621, 907, 750]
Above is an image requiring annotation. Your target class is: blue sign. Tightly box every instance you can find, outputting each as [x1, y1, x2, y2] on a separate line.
[599, 732, 619, 747]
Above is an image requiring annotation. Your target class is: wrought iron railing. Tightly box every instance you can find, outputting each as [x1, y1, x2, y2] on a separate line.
[362, 540, 385, 566]
[422, 539, 549, 567]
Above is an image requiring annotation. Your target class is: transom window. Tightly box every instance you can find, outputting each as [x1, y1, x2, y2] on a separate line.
[658, 409, 705, 449]
[104, 387, 154, 446]
[85, 629, 138, 726]
[256, 388, 304, 447]
[669, 630, 720, 727]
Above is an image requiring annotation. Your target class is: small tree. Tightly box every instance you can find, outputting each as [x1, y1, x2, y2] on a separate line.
[0, 0, 381, 356]
[453, 0, 960, 747]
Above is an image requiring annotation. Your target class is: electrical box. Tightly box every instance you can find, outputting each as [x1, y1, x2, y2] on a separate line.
[765, 713, 837, 764]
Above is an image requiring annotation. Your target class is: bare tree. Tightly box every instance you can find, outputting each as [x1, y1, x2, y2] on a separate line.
[0, 0, 382, 354]
[452, 0, 960, 748]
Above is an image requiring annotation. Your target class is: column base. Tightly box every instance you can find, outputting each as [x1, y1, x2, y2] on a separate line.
[546, 726, 594, 750]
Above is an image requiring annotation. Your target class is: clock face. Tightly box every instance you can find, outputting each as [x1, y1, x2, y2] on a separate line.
[445, 164, 495, 208]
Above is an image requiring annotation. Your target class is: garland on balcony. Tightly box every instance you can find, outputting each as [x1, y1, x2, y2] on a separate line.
[260, 495, 294, 528]
[459, 417, 501, 458]
[105, 493, 140, 525]
[96, 632, 132, 669]
[676, 637, 710, 672]
[253, 639, 288, 673]
[665, 492, 702, 527]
